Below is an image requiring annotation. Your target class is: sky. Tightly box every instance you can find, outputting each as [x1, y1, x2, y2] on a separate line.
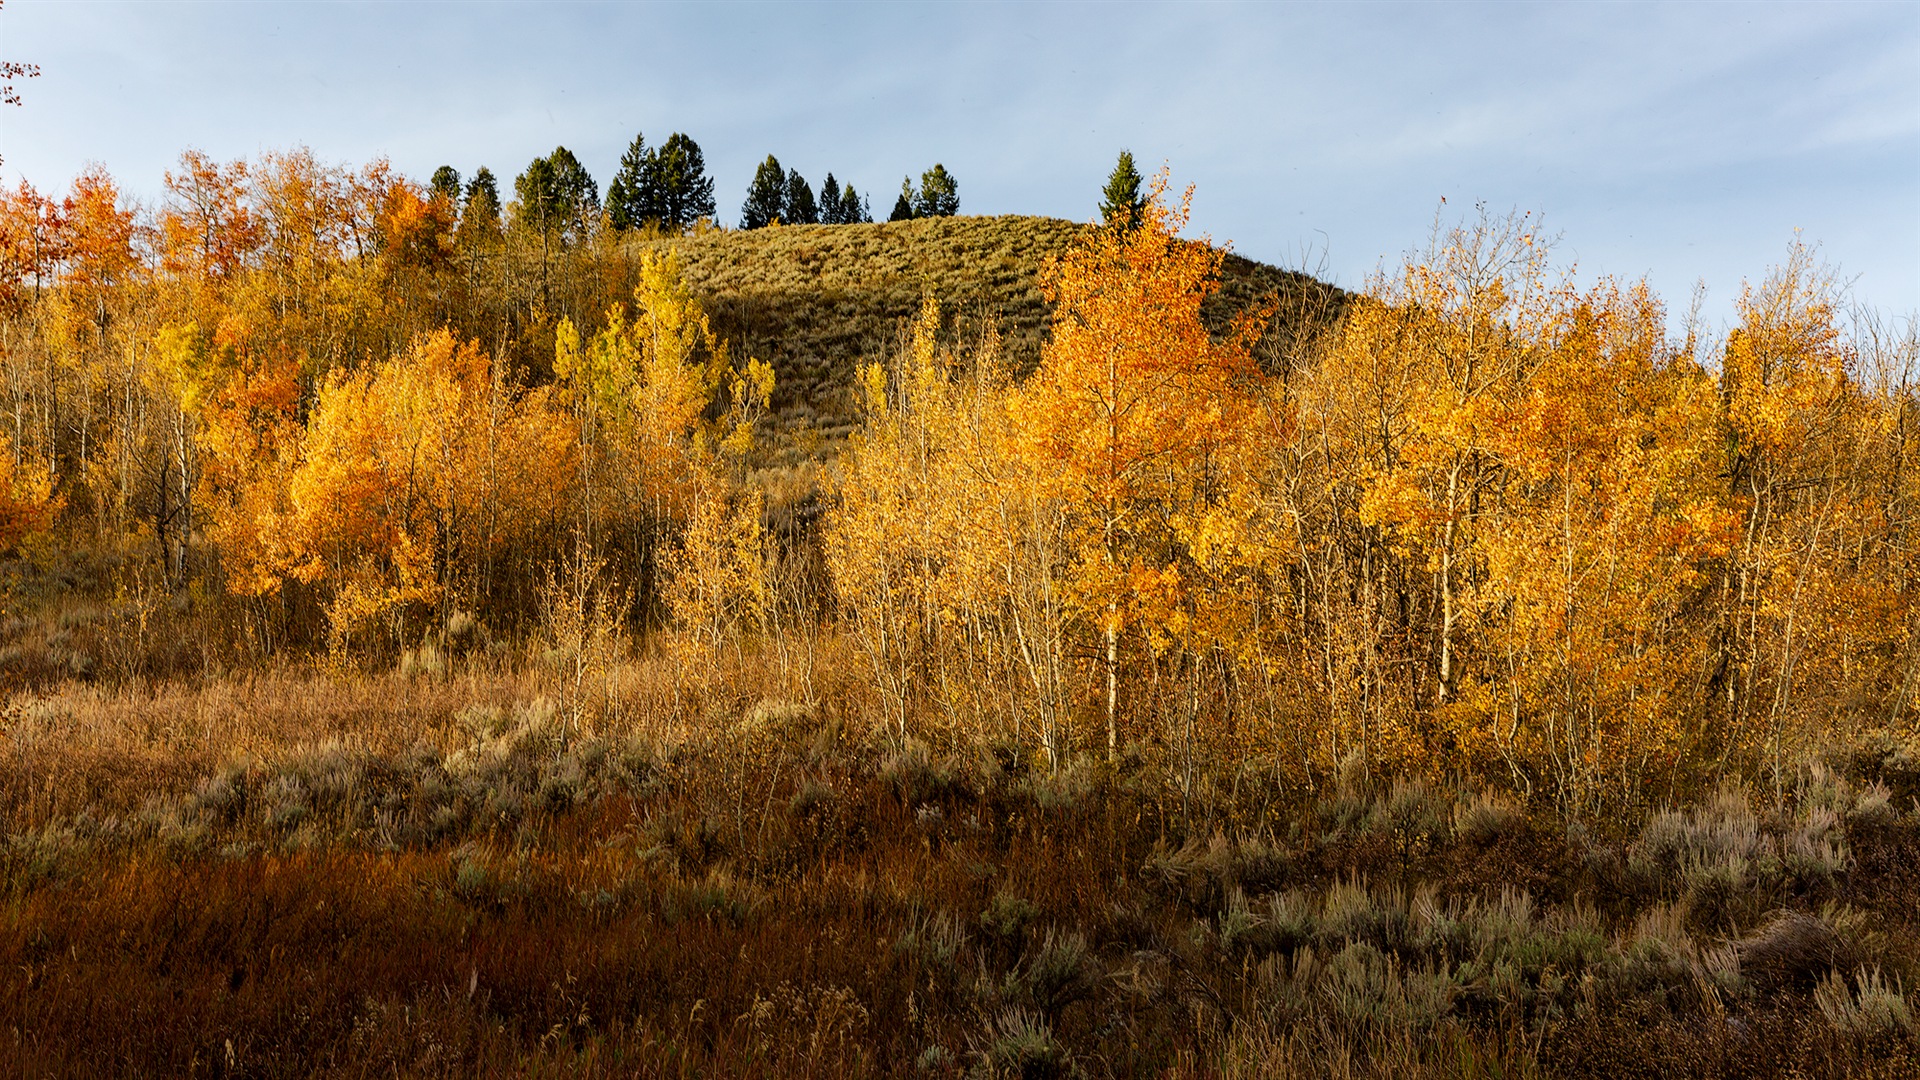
[1, 0, 1915, 329]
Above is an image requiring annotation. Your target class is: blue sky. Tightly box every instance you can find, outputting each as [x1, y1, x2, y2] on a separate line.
[1, 0, 1914, 327]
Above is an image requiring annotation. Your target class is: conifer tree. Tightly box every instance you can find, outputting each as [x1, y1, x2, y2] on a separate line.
[741, 155, 786, 229]
[514, 146, 598, 243]
[549, 147, 599, 231]
[607, 132, 656, 231]
[462, 168, 500, 231]
[429, 166, 462, 206]
[785, 169, 819, 225]
[652, 133, 716, 229]
[819, 173, 842, 224]
[513, 156, 559, 234]
[1098, 150, 1145, 230]
[841, 183, 869, 224]
[889, 177, 916, 222]
[915, 164, 959, 217]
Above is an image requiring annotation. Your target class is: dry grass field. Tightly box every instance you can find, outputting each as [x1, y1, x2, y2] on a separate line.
[0, 635, 1915, 1077]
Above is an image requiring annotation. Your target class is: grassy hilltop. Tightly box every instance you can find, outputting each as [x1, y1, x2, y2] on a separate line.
[621, 215, 1345, 436]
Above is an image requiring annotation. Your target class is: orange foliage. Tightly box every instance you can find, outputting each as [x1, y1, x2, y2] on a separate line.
[260, 330, 574, 649]
[1010, 173, 1270, 757]
[0, 149, 1911, 810]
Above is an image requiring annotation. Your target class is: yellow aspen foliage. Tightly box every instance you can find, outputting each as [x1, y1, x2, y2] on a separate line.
[554, 248, 759, 526]
[261, 330, 575, 651]
[1009, 172, 1268, 760]
[828, 297, 1014, 742]
[554, 247, 775, 655]
[1470, 282, 1732, 805]
[0, 147, 1912, 813]
[1716, 244, 1914, 792]
[667, 480, 770, 650]
[160, 150, 260, 283]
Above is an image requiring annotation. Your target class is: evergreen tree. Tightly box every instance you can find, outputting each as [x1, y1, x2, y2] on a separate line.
[915, 164, 959, 217]
[549, 147, 599, 232]
[741, 154, 786, 229]
[607, 132, 656, 231]
[514, 146, 598, 243]
[1099, 150, 1146, 230]
[429, 165, 462, 205]
[652, 133, 716, 229]
[889, 177, 916, 222]
[840, 182, 869, 224]
[785, 168, 819, 225]
[458, 167, 501, 244]
[513, 155, 559, 234]
[818, 173, 842, 225]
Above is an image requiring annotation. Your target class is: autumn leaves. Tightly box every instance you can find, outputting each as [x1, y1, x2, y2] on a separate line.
[251, 250, 775, 658]
[0, 148, 1911, 810]
[830, 182, 1917, 806]
[828, 179, 1278, 767]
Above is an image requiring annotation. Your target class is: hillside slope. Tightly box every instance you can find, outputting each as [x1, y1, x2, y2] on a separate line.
[622, 215, 1346, 436]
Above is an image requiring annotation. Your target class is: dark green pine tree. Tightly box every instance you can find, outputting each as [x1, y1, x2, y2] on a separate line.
[818, 173, 842, 224]
[741, 155, 786, 229]
[513, 155, 560, 234]
[889, 177, 916, 222]
[1099, 150, 1146, 230]
[914, 164, 959, 217]
[784, 169, 818, 225]
[841, 183, 870, 224]
[607, 133, 654, 231]
[516, 146, 598, 243]
[652, 133, 716, 229]
[549, 147, 599, 235]
[429, 165, 462, 205]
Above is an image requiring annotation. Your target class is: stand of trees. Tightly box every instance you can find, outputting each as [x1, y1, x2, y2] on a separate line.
[741, 154, 870, 228]
[0, 148, 772, 657]
[0, 153, 1912, 812]
[889, 164, 960, 221]
[601, 131, 718, 232]
[829, 175, 1919, 809]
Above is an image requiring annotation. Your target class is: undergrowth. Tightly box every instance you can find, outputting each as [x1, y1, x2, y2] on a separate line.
[0, 657, 1914, 1078]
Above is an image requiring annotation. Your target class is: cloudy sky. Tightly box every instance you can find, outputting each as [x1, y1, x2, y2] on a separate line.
[2, 0, 1914, 326]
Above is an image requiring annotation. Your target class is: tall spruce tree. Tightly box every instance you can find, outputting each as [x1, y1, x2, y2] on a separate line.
[785, 169, 819, 225]
[513, 155, 560, 234]
[652, 133, 716, 228]
[915, 164, 959, 217]
[741, 155, 786, 229]
[841, 183, 870, 224]
[889, 177, 916, 222]
[1099, 150, 1146, 230]
[551, 147, 599, 237]
[607, 132, 656, 231]
[818, 173, 842, 224]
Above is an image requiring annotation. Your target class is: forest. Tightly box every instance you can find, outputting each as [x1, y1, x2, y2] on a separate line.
[0, 147, 1915, 1077]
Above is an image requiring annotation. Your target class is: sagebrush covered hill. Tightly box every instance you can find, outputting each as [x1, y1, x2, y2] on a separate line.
[621, 214, 1345, 434]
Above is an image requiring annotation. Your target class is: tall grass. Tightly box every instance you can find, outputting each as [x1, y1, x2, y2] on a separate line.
[0, 644, 1914, 1076]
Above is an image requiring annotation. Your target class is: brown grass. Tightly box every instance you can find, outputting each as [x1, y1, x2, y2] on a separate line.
[0, 642, 1915, 1077]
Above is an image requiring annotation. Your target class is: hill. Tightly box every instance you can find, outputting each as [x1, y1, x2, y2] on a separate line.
[621, 214, 1347, 438]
